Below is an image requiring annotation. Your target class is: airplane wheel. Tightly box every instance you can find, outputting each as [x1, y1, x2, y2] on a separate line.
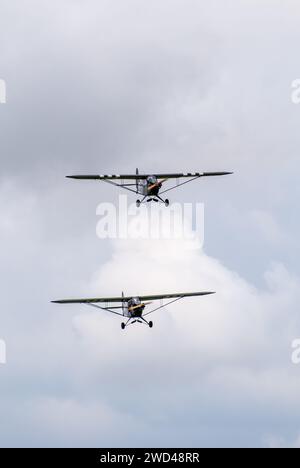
[121, 322, 125, 330]
[136, 200, 141, 208]
[149, 321, 153, 328]
[165, 199, 169, 207]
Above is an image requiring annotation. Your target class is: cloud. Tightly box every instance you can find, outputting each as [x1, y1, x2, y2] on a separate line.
[54, 212, 300, 447]
[1, 195, 300, 447]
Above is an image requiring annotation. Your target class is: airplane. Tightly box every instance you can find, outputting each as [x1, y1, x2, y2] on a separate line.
[66, 169, 233, 207]
[52, 291, 215, 330]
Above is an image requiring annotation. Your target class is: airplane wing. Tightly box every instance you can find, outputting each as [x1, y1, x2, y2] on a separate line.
[52, 292, 215, 319]
[66, 172, 232, 180]
[138, 291, 215, 301]
[66, 174, 144, 180]
[52, 296, 125, 304]
[141, 291, 215, 317]
[51, 291, 215, 304]
[51, 296, 128, 317]
[154, 172, 232, 179]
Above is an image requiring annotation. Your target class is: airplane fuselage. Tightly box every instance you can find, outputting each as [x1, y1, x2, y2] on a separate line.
[138, 175, 162, 197]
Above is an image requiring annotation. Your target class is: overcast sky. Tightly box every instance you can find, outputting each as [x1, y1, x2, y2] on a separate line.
[0, 0, 300, 448]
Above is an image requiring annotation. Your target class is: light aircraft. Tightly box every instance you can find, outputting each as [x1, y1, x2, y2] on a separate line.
[52, 291, 215, 330]
[66, 169, 232, 206]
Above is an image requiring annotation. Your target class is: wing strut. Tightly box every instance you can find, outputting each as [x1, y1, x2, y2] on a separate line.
[102, 178, 138, 194]
[143, 296, 185, 317]
[85, 302, 124, 317]
[160, 175, 201, 195]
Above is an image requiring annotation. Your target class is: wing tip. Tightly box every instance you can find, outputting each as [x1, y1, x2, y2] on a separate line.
[199, 291, 216, 296]
[202, 171, 233, 177]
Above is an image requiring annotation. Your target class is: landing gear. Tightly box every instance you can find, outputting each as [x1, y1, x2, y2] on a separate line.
[141, 317, 153, 328]
[136, 196, 147, 207]
[121, 318, 153, 329]
[155, 195, 170, 206]
[137, 195, 170, 206]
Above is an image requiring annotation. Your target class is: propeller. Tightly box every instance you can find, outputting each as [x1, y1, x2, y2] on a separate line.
[128, 302, 152, 312]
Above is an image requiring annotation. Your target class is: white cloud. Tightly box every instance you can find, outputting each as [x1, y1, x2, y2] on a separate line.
[56, 213, 300, 447]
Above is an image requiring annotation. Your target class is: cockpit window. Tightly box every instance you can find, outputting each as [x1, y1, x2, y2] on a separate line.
[147, 176, 157, 184]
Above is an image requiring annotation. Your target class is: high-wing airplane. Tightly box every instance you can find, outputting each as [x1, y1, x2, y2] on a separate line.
[52, 291, 215, 330]
[66, 169, 233, 206]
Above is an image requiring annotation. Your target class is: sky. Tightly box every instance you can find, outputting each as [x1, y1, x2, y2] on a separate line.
[0, 0, 300, 448]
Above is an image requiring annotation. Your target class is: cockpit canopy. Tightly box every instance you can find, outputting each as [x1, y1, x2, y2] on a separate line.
[128, 297, 141, 306]
[147, 175, 157, 185]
